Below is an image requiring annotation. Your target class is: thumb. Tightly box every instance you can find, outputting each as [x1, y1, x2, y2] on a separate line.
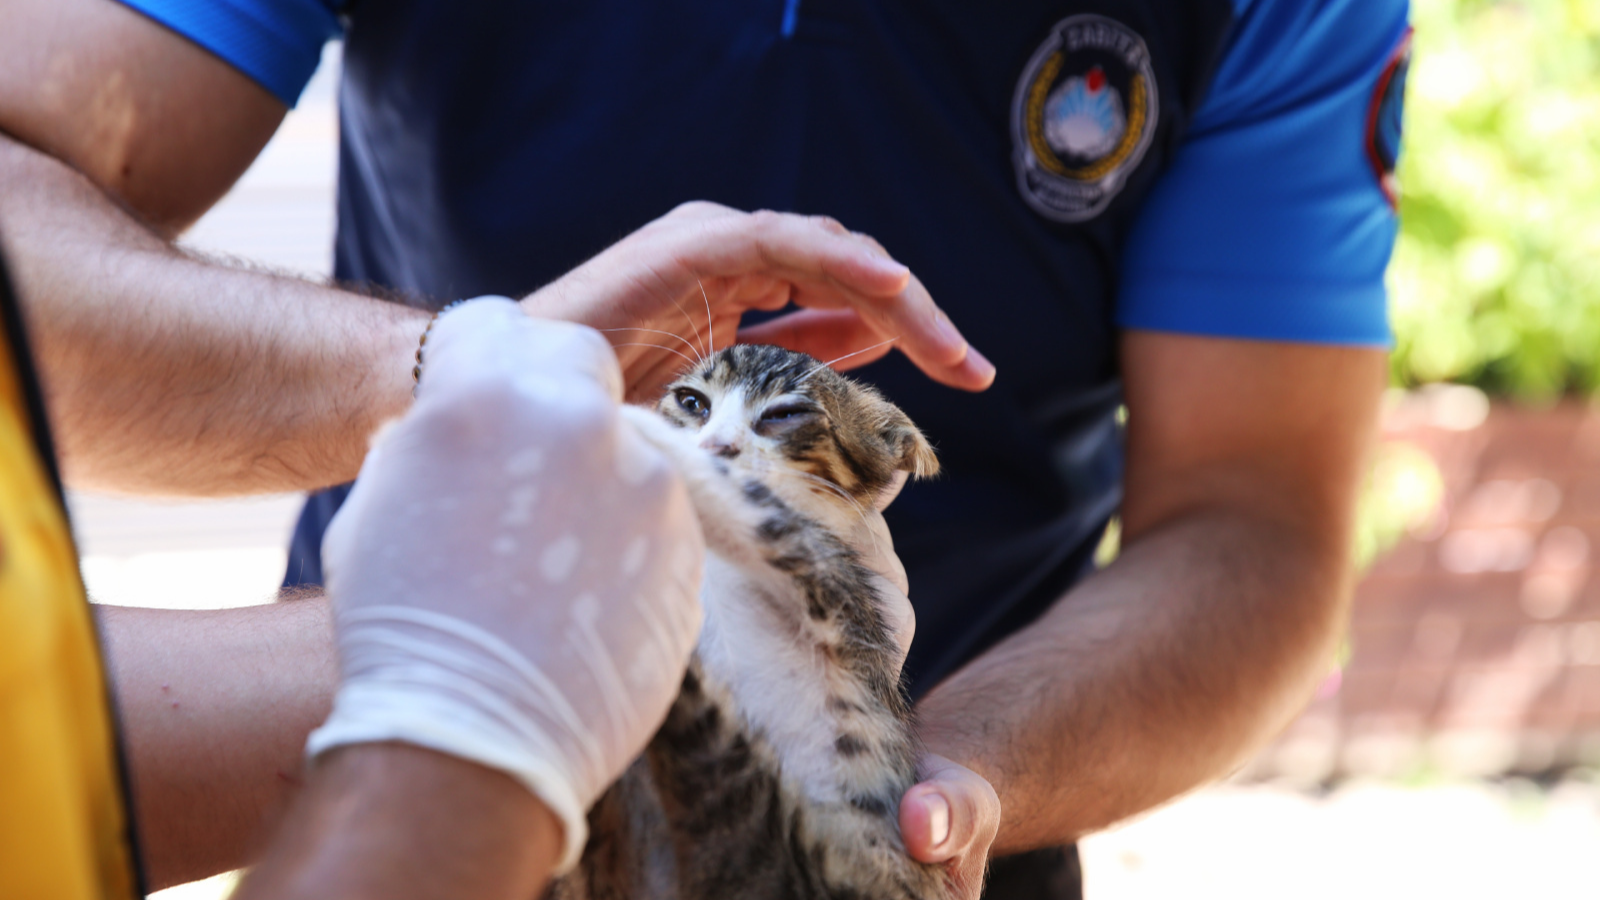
[899, 756, 1001, 864]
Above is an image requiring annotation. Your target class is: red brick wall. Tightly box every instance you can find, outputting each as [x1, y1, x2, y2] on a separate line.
[1248, 396, 1600, 781]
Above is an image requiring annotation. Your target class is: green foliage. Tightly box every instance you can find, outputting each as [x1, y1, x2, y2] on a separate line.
[1389, 0, 1600, 400]
[1353, 436, 1445, 569]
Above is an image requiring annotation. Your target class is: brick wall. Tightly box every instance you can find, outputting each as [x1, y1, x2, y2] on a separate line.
[1247, 392, 1600, 782]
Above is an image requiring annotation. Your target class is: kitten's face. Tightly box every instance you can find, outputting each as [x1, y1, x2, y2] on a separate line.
[655, 346, 937, 511]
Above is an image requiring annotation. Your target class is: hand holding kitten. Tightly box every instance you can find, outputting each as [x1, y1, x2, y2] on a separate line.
[902, 755, 1002, 900]
[857, 475, 1000, 899]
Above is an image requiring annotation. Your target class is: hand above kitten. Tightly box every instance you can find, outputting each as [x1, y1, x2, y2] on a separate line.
[519, 202, 997, 402]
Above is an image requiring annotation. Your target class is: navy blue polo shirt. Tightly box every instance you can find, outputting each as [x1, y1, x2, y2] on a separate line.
[117, 1, 1408, 894]
[123, 0, 1405, 697]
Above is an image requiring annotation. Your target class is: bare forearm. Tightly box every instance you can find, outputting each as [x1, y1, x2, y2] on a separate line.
[236, 744, 562, 900]
[95, 600, 338, 889]
[0, 134, 427, 495]
[917, 510, 1350, 852]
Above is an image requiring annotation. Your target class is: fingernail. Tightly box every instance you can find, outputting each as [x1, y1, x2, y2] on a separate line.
[925, 794, 951, 849]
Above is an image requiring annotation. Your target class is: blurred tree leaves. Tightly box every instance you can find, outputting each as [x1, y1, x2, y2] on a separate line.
[1354, 438, 1445, 570]
[1390, 0, 1600, 400]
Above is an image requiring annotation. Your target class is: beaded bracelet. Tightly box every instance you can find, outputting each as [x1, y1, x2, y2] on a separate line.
[412, 299, 469, 396]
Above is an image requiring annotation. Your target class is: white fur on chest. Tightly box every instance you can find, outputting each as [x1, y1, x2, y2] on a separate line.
[695, 553, 847, 803]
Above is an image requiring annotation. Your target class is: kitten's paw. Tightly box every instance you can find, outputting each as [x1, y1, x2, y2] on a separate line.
[618, 403, 687, 453]
[620, 404, 767, 564]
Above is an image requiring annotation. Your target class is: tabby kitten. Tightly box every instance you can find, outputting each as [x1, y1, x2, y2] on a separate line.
[548, 344, 953, 900]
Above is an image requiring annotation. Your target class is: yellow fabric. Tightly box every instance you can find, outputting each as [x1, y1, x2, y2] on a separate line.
[0, 315, 138, 899]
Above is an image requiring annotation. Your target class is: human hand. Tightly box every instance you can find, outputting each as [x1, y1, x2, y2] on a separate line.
[900, 754, 1002, 900]
[520, 202, 995, 401]
[845, 471, 915, 674]
[309, 298, 705, 872]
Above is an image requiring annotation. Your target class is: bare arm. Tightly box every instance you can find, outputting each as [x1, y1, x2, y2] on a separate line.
[0, 0, 429, 495]
[912, 333, 1386, 851]
[95, 601, 337, 890]
[1, 135, 428, 494]
[2, 1, 992, 498]
[234, 744, 563, 900]
[99, 594, 559, 896]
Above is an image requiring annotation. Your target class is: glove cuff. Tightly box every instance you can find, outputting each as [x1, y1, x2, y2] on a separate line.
[308, 606, 596, 872]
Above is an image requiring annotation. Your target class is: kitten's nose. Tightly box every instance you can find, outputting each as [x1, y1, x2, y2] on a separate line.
[699, 435, 741, 459]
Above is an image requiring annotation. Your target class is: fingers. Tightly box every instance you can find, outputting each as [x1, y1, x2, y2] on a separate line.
[676, 209, 914, 297]
[865, 571, 914, 675]
[900, 755, 1001, 900]
[901, 760, 1000, 863]
[794, 271, 994, 392]
[722, 214, 990, 390]
[738, 306, 994, 393]
[736, 310, 896, 371]
[737, 219, 976, 384]
[657, 199, 737, 224]
[729, 225, 985, 387]
[546, 204, 996, 393]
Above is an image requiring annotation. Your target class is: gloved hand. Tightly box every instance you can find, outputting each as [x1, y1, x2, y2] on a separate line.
[307, 298, 705, 872]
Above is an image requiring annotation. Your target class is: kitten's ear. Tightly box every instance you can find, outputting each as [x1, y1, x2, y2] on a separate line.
[872, 421, 936, 511]
[885, 417, 939, 479]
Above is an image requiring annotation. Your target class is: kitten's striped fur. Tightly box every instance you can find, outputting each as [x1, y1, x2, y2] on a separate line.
[548, 345, 953, 900]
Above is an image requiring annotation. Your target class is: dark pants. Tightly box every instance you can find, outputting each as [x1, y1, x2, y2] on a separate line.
[282, 484, 353, 590]
[986, 846, 1083, 900]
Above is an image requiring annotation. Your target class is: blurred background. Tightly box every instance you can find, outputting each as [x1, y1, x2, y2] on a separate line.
[84, 0, 1598, 897]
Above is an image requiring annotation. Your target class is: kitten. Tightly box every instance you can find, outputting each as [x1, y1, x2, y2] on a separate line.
[548, 344, 953, 900]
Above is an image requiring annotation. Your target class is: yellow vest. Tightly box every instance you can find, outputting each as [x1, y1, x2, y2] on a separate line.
[0, 290, 140, 898]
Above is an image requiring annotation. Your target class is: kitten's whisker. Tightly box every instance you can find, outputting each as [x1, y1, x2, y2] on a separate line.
[608, 342, 699, 371]
[800, 336, 900, 382]
[697, 278, 715, 356]
[665, 294, 708, 360]
[599, 327, 704, 363]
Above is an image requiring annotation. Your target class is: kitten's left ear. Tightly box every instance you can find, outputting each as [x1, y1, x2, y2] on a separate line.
[873, 422, 935, 511]
[885, 417, 939, 479]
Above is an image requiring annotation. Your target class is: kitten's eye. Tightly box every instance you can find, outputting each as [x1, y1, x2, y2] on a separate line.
[759, 404, 811, 422]
[756, 404, 817, 433]
[675, 389, 711, 420]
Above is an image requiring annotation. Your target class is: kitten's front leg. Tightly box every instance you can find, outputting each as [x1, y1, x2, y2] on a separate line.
[618, 404, 772, 569]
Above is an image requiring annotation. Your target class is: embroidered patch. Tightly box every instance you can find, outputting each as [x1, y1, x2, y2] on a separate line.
[1366, 29, 1412, 208]
[1011, 15, 1160, 224]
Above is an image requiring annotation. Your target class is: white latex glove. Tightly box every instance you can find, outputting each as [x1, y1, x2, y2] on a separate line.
[307, 298, 704, 872]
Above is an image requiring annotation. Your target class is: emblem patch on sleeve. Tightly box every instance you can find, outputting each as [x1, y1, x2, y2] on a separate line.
[1011, 15, 1160, 224]
[1366, 29, 1412, 209]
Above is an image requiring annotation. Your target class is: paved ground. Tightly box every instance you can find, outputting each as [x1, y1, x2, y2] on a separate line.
[82, 45, 1596, 900]
[1080, 778, 1600, 899]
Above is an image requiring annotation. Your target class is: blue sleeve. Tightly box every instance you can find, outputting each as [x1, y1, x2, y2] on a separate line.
[114, 0, 343, 107]
[1116, 0, 1410, 346]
